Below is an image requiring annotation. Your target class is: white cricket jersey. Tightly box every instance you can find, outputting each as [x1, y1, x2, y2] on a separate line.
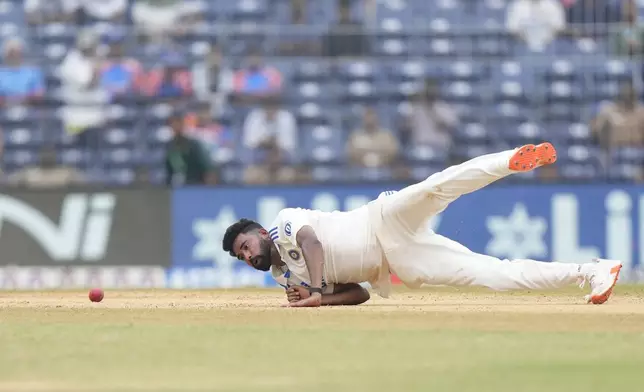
[268, 205, 384, 291]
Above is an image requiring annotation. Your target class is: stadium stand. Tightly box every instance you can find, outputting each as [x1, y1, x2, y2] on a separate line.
[0, 0, 640, 186]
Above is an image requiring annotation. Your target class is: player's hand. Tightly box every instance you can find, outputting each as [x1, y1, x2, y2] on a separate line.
[286, 286, 310, 303]
[285, 292, 322, 308]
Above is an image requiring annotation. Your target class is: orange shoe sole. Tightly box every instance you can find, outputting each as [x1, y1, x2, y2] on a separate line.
[508, 143, 557, 172]
[589, 264, 622, 305]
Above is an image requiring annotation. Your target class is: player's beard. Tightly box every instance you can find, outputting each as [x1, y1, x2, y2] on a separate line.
[252, 238, 273, 271]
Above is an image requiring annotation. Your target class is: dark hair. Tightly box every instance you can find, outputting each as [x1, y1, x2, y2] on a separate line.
[222, 218, 263, 256]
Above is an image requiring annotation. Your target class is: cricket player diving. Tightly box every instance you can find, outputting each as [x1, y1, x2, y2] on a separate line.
[222, 143, 623, 307]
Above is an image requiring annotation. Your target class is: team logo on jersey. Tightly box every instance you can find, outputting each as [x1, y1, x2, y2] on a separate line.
[284, 222, 292, 236]
[288, 249, 301, 260]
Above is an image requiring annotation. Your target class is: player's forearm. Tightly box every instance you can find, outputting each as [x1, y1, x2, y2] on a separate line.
[301, 239, 325, 289]
[322, 286, 370, 306]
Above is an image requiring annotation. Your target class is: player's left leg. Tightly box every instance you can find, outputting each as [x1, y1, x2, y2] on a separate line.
[371, 143, 557, 252]
[386, 233, 622, 304]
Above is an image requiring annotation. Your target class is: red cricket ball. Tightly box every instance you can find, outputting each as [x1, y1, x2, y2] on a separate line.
[89, 288, 104, 303]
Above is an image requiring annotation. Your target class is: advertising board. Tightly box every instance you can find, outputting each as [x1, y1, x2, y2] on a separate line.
[0, 189, 171, 290]
[171, 184, 644, 288]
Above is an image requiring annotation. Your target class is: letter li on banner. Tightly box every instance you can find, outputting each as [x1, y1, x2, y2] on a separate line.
[552, 191, 634, 281]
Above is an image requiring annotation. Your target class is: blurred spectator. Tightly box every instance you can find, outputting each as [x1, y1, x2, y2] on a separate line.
[506, 0, 565, 52]
[58, 29, 109, 146]
[0, 38, 44, 106]
[400, 78, 459, 151]
[323, 0, 371, 58]
[100, 32, 143, 99]
[77, 0, 128, 24]
[591, 80, 644, 150]
[565, 0, 620, 39]
[244, 162, 300, 185]
[24, 0, 78, 25]
[136, 53, 192, 101]
[242, 95, 298, 159]
[132, 0, 205, 38]
[177, 1, 206, 31]
[132, 0, 182, 35]
[612, 0, 644, 57]
[232, 47, 283, 102]
[165, 114, 215, 186]
[8, 146, 85, 189]
[184, 101, 234, 159]
[243, 153, 298, 185]
[347, 107, 399, 168]
[277, 0, 322, 56]
[242, 95, 298, 185]
[289, 0, 308, 24]
[192, 44, 233, 116]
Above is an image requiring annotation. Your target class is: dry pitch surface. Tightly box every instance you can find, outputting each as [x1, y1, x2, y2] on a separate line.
[1, 286, 644, 392]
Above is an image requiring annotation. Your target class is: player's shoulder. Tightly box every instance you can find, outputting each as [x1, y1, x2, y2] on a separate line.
[279, 207, 312, 214]
[266, 215, 285, 244]
[275, 207, 311, 223]
[269, 208, 309, 243]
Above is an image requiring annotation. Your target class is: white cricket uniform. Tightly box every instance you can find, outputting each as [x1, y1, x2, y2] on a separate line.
[271, 149, 584, 297]
[269, 205, 385, 294]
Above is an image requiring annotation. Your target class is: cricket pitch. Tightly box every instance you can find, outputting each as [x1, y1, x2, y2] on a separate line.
[1, 286, 644, 392]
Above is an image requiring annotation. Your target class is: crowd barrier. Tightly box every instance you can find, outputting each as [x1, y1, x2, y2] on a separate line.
[1, 184, 643, 289]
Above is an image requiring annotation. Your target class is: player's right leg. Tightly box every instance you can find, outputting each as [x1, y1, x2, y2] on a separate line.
[386, 233, 622, 304]
[370, 143, 557, 251]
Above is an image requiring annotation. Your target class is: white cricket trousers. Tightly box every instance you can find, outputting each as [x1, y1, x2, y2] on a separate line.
[370, 149, 584, 290]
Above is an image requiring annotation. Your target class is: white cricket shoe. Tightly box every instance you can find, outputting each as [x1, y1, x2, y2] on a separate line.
[579, 259, 623, 304]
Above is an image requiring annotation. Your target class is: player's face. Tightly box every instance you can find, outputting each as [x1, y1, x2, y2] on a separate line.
[233, 230, 273, 271]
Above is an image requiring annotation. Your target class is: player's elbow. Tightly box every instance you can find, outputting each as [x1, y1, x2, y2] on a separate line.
[343, 285, 370, 306]
[354, 286, 371, 305]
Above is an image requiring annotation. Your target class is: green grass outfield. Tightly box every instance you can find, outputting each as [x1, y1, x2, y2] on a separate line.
[1, 285, 644, 392]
